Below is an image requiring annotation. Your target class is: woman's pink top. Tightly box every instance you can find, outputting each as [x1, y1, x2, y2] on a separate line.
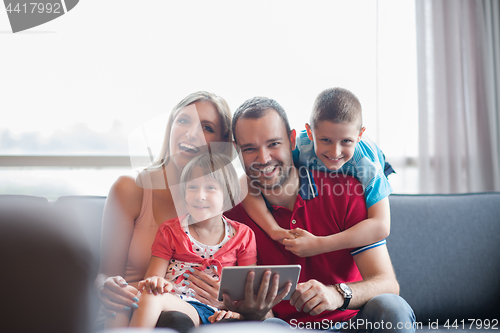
[124, 175, 159, 286]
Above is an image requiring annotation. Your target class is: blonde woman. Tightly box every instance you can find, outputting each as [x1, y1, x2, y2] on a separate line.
[94, 92, 233, 330]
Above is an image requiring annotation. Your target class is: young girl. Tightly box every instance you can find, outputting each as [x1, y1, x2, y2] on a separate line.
[129, 152, 257, 328]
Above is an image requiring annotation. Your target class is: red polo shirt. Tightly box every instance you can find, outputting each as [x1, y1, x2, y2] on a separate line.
[225, 168, 371, 324]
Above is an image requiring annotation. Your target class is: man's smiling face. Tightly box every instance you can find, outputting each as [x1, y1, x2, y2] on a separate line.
[234, 110, 295, 190]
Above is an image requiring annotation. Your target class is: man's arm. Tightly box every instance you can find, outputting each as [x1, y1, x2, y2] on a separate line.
[289, 245, 399, 315]
[348, 244, 399, 308]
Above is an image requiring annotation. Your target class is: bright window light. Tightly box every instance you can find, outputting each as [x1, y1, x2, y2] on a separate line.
[0, 0, 418, 197]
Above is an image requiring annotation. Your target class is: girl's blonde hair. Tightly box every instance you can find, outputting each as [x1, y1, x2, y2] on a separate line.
[150, 91, 232, 168]
[180, 152, 240, 213]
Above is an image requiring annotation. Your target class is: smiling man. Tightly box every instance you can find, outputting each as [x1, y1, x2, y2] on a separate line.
[224, 97, 415, 332]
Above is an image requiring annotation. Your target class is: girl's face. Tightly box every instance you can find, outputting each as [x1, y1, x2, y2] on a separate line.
[184, 167, 224, 222]
[169, 101, 223, 169]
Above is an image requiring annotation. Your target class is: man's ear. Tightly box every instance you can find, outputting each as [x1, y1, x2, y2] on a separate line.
[290, 129, 297, 150]
[305, 123, 314, 141]
[357, 127, 366, 143]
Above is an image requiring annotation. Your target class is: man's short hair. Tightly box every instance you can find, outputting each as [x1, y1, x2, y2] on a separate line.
[310, 87, 363, 130]
[232, 97, 291, 143]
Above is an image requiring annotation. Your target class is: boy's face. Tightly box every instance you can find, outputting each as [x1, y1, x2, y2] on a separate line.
[306, 121, 365, 170]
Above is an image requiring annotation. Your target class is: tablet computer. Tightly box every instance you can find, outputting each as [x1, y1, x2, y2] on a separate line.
[217, 265, 301, 302]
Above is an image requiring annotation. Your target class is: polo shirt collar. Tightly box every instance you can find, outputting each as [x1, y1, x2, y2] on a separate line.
[298, 165, 318, 200]
[261, 166, 318, 212]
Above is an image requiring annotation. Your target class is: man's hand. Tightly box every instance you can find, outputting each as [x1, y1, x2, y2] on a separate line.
[289, 279, 343, 316]
[283, 228, 325, 257]
[223, 270, 292, 321]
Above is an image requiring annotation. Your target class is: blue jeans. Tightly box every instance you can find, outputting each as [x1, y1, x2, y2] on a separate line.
[330, 294, 416, 333]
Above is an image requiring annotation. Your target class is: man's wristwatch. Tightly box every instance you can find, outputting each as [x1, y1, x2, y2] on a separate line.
[335, 283, 352, 311]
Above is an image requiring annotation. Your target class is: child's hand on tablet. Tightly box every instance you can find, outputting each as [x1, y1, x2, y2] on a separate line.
[186, 268, 223, 308]
[208, 310, 241, 323]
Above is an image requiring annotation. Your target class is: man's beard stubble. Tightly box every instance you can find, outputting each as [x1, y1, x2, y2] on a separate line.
[247, 150, 294, 191]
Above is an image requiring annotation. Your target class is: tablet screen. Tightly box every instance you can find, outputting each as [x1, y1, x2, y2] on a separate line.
[217, 265, 301, 302]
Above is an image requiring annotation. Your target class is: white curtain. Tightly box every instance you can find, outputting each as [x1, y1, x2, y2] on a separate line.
[416, 0, 500, 193]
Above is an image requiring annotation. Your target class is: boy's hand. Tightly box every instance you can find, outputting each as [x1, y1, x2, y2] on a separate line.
[269, 228, 298, 244]
[138, 276, 172, 295]
[283, 228, 324, 257]
[208, 310, 241, 323]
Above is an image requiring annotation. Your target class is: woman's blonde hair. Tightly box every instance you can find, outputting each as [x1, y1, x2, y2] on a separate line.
[180, 152, 240, 213]
[150, 91, 232, 168]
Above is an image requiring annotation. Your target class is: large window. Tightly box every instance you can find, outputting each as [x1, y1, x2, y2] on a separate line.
[0, 0, 418, 199]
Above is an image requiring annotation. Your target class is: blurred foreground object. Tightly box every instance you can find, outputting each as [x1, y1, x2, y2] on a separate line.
[0, 195, 93, 333]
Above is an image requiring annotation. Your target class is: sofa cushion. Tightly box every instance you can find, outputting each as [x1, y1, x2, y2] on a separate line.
[388, 193, 500, 322]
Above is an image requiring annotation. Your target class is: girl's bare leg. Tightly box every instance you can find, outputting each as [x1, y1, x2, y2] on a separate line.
[105, 310, 133, 329]
[129, 292, 200, 327]
[104, 285, 138, 329]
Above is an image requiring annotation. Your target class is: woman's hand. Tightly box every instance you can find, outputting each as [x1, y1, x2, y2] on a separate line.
[208, 310, 241, 323]
[98, 276, 139, 316]
[185, 268, 224, 308]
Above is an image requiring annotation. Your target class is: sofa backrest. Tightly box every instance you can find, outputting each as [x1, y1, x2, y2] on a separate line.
[388, 193, 500, 322]
[3, 193, 499, 327]
[52, 195, 106, 275]
[52, 195, 107, 321]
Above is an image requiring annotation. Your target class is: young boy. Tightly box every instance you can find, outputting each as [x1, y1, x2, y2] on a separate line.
[241, 87, 393, 257]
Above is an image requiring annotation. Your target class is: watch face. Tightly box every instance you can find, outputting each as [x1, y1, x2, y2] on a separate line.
[340, 283, 352, 296]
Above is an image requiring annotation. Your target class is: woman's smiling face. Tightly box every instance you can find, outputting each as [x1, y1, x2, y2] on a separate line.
[169, 101, 223, 169]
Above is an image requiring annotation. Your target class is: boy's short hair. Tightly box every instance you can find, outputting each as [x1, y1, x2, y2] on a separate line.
[232, 97, 291, 143]
[310, 87, 363, 130]
[180, 152, 240, 212]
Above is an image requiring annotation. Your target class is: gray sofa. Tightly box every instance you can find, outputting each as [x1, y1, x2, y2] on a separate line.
[388, 193, 500, 331]
[1, 193, 499, 332]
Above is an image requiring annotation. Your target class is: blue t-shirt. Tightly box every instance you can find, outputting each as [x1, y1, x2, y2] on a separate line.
[293, 130, 393, 208]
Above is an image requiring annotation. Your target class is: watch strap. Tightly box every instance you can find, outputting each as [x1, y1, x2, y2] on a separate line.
[339, 295, 350, 311]
[336, 283, 352, 311]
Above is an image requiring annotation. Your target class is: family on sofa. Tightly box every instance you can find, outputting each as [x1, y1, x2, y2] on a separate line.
[95, 89, 416, 332]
